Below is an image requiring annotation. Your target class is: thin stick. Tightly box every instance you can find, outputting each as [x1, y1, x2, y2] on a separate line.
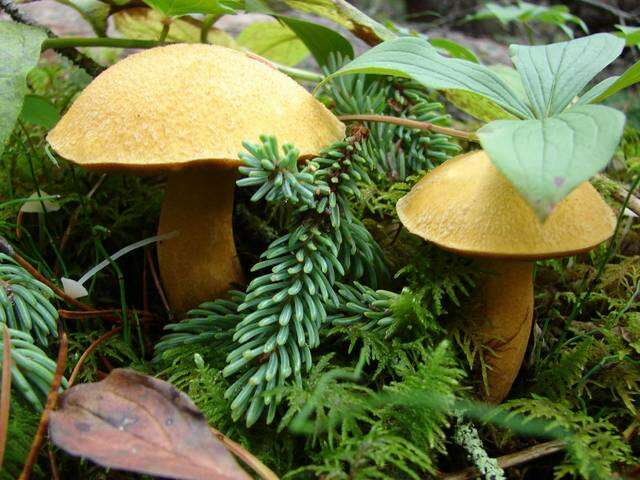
[208, 426, 279, 480]
[442, 439, 565, 480]
[58, 308, 160, 323]
[19, 333, 68, 480]
[337, 114, 479, 142]
[597, 173, 640, 217]
[67, 328, 121, 388]
[0, 325, 11, 468]
[146, 250, 172, 319]
[47, 445, 60, 480]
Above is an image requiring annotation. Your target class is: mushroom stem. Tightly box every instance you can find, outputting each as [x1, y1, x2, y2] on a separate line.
[157, 165, 245, 314]
[473, 259, 534, 403]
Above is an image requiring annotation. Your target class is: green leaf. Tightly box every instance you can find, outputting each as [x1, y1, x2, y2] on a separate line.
[615, 24, 640, 46]
[0, 21, 47, 158]
[478, 104, 625, 219]
[429, 38, 479, 63]
[249, 0, 395, 45]
[324, 36, 533, 119]
[591, 60, 640, 103]
[576, 76, 619, 105]
[19, 95, 60, 129]
[56, 0, 110, 36]
[443, 90, 515, 122]
[113, 7, 235, 46]
[141, 0, 239, 17]
[277, 16, 353, 67]
[509, 33, 625, 118]
[237, 21, 309, 66]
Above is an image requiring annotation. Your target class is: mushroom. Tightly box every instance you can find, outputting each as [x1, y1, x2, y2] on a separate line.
[47, 44, 344, 313]
[396, 150, 616, 402]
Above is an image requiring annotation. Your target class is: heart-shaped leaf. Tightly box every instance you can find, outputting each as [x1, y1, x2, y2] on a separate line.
[49, 369, 251, 480]
[591, 59, 640, 103]
[478, 104, 625, 219]
[324, 36, 533, 119]
[509, 33, 624, 117]
[0, 21, 47, 158]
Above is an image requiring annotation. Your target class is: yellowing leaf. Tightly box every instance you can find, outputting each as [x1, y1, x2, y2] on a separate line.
[113, 8, 235, 46]
[237, 21, 309, 66]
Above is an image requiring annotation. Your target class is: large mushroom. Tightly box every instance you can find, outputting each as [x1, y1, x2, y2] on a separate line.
[47, 44, 344, 313]
[396, 150, 616, 402]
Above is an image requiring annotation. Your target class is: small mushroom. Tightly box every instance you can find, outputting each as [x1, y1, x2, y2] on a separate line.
[396, 150, 616, 402]
[47, 44, 344, 313]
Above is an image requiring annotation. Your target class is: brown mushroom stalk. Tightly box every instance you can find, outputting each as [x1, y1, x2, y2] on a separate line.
[472, 259, 533, 403]
[158, 165, 244, 313]
[47, 44, 344, 314]
[397, 150, 616, 403]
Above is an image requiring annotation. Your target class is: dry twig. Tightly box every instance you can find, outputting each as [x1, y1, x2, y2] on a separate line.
[67, 328, 121, 388]
[0, 324, 11, 468]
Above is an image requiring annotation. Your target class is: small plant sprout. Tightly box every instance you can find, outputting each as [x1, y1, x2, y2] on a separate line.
[61, 231, 178, 299]
[47, 43, 344, 313]
[396, 150, 616, 402]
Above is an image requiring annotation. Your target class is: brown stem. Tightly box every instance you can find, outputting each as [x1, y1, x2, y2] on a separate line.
[67, 328, 121, 388]
[208, 426, 279, 480]
[0, 325, 11, 468]
[157, 165, 245, 314]
[472, 259, 534, 403]
[0, 237, 92, 311]
[337, 114, 478, 142]
[442, 439, 565, 479]
[19, 333, 68, 480]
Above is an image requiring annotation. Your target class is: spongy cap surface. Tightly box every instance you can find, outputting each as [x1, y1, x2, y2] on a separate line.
[47, 43, 345, 171]
[396, 150, 616, 259]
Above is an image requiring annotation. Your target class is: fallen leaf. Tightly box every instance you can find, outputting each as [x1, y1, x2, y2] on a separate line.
[49, 369, 251, 480]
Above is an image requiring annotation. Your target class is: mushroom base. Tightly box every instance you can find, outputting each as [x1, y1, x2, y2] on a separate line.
[472, 259, 534, 403]
[157, 165, 245, 315]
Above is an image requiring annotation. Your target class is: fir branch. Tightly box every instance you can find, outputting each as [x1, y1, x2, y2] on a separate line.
[222, 135, 386, 426]
[0, 254, 58, 346]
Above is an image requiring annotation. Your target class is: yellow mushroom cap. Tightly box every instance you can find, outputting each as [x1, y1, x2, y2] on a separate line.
[47, 44, 344, 171]
[396, 150, 616, 260]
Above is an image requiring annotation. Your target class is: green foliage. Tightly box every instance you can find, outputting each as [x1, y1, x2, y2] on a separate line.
[0, 21, 48, 158]
[0, 253, 58, 345]
[325, 33, 633, 219]
[467, 1, 588, 38]
[236, 21, 310, 66]
[0, 327, 61, 410]
[502, 396, 632, 479]
[0, 398, 40, 479]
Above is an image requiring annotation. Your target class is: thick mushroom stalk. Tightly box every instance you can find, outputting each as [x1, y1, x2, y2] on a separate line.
[472, 260, 533, 403]
[158, 166, 244, 314]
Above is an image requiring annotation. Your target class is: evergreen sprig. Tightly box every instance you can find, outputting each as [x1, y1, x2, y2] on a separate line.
[0, 253, 58, 346]
[221, 135, 386, 426]
[0, 328, 61, 410]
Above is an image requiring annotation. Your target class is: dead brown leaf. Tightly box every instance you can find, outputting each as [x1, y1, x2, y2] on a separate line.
[48, 369, 252, 480]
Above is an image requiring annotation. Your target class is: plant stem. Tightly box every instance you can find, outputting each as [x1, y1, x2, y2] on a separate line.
[41, 38, 324, 83]
[158, 18, 171, 42]
[42, 37, 168, 50]
[0, 325, 11, 469]
[200, 14, 220, 43]
[337, 114, 479, 142]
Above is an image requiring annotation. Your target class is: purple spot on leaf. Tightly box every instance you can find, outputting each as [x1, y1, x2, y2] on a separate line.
[554, 176, 565, 188]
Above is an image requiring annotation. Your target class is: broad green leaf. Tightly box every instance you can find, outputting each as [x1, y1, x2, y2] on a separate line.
[56, 0, 110, 36]
[509, 33, 624, 118]
[113, 7, 235, 46]
[325, 36, 533, 119]
[249, 0, 395, 45]
[277, 16, 353, 67]
[141, 0, 239, 17]
[237, 21, 309, 66]
[429, 38, 479, 63]
[19, 95, 60, 129]
[592, 60, 640, 103]
[478, 104, 625, 219]
[490, 65, 527, 104]
[0, 21, 47, 157]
